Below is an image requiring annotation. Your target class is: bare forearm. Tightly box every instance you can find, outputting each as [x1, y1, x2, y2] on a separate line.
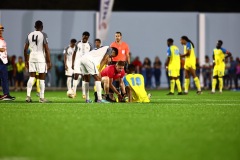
[72, 52, 76, 67]
[110, 83, 120, 95]
[127, 54, 130, 64]
[126, 87, 132, 102]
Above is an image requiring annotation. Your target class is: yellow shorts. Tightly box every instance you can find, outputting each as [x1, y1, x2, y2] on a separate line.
[168, 69, 180, 77]
[213, 66, 225, 77]
[97, 64, 107, 72]
[184, 63, 196, 70]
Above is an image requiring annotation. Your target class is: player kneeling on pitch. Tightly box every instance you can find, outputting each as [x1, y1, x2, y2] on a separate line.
[100, 61, 127, 102]
[123, 64, 150, 103]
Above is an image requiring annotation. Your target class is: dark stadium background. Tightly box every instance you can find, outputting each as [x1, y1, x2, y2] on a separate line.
[1, 0, 239, 12]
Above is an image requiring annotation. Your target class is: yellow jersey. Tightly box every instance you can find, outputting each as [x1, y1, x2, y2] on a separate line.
[167, 45, 180, 70]
[184, 42, 196, 66]
[123, 73, 150, 103]
[16, 62, 25, 73]
[213, 48, 228, 67]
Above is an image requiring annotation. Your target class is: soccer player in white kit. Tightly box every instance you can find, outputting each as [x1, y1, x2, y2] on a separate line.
[79, 46, 118, 103]
[72, 31, 93, 99]
[24, 20, 52, 103]
[63, 38, 76, 92]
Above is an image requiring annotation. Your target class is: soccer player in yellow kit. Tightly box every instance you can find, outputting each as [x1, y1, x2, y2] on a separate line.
[211, 40, 232, 93]
[123, 64, 150, 103]
[180, 36, 202, 94]
[165, 38, 183, 95]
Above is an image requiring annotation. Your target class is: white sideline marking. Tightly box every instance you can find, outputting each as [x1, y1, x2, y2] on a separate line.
[158, 98, 240, 102]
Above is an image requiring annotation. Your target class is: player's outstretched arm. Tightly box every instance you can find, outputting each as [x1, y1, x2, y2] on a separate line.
[98, 54, 109, 72]
[109, 78, 122, 98]
[126, 86, 132, 102]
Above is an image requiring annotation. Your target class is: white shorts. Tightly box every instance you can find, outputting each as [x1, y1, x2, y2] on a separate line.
[80, 58, 98, 75]
[73, 59, 82, 74]
[65, 64, 73, 76]
[29, 62, 47, 73]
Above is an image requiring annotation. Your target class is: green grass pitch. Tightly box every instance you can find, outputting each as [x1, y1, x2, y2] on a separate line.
[0, 89, 240, 160]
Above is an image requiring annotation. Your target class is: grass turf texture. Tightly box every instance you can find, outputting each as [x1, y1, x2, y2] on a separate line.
[0, 90, 240, 160]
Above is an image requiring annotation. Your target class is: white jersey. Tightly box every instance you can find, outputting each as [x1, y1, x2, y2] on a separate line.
[0, 37, 8, 64]
[82, 46, 110, 65]
[63, 45, 75, 67]
[26, 31, 48, 62]
[74, 41, 93, 59]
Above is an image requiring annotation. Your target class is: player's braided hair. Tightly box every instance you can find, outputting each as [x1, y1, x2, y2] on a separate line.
[181, 36, 195, 48]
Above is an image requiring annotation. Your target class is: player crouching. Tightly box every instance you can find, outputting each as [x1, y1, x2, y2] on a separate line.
[123, 64, 150, 103]
[100, 61, 127, 102]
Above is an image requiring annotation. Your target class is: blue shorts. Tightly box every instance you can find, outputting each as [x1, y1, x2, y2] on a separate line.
[16, 72, 24, 81]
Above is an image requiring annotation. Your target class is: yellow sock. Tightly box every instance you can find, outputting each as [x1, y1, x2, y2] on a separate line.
[194, 77, 201, 91]
[184, 78, 190, 93]
[36, 79, 40, 93]
[212, 78, 217, 92]
[170, 80, 175, 93]
[218, 77, 223, 92]
[176, 79, 182, 93]
[33, 78, 36, 86]
[93, 85, 97, 92]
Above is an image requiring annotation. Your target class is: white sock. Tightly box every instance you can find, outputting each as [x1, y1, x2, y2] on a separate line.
[67, 77, 72, 91]
[40, 80, 45, 99]
[72, 79, 79, 93]
[85, 82, 89, 100]
[82, 80, 86, 96]
[27, 77, 35, 97]
[77, 75, 82, 85]
[95, 81, 102, 100]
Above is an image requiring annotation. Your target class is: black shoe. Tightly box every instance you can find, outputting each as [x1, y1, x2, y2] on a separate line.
[196, 91, 202, 95]
[0, 95, 5, 100]
[94, 92, 98, 102]
[2, 95, 15, 101]
[166, 92, 174, 95]
[177, 92, 184, 95]
[106, 95, 116, 102]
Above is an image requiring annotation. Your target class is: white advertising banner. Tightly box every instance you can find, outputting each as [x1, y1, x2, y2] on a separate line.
[96, 0, 114, 42]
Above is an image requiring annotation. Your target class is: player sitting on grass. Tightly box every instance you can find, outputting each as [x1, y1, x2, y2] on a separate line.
[123, 64, 150, 103]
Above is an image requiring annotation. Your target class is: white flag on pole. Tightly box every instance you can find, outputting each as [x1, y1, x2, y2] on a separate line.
[96, 0, 114, 42]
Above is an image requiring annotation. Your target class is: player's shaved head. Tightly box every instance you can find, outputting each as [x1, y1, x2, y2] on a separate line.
[167, 38, 174, 43]
[35, 20, 43, 29]
[127, 64, 135, 73]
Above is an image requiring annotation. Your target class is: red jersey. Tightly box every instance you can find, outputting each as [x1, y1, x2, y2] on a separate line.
[101, 65, 125, 80]
[110, 41, 130, 62]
